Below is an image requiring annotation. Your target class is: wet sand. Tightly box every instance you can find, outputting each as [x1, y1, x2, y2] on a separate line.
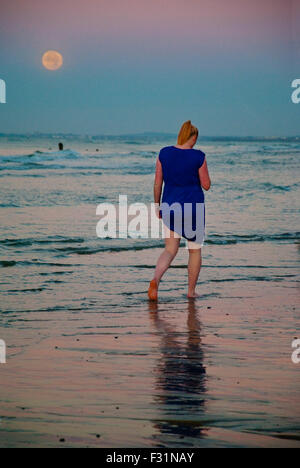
[0, 243, 299, 448]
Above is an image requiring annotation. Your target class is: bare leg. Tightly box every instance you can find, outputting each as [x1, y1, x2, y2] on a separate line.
[153, 235, 180, 285]
[148, 229, 181, 301]
[187, 248, 202, 298]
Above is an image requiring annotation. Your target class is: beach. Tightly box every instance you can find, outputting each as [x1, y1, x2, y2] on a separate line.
[0, 134, 299, 447]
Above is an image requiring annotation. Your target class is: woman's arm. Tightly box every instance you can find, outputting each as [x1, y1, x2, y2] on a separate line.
[199, 158, 211, 191]
[154, 157, 163, 213]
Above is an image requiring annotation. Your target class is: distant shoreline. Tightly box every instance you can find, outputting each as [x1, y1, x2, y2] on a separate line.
[0, 132, 299, 142]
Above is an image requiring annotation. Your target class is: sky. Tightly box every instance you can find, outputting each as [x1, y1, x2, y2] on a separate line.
[0, 0, 299, 136]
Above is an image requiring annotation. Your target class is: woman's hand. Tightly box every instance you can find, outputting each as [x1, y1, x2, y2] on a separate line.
[199, 157, 211, 191]
[154, 157, 163, 215]
[154, 203, 162, 219]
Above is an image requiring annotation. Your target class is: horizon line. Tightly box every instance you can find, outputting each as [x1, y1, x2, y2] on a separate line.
[0, 132, 299, 140]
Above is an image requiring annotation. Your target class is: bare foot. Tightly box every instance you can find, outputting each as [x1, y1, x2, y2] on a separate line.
[148, 279, 158, 301]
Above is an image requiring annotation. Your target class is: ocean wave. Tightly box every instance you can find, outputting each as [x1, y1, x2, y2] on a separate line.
[1, 232, 298, 263]
[0, 260, 82, 268]
[0, 150, 157, 175]
[0, 260, 17, 267]
[0, 149, 82, 165]
[205, 232, 300, 243]
[258, 182, 300, 192]
[0, 236, 85, 247]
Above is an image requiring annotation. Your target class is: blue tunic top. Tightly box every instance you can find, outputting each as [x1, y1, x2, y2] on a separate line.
[158, 145, 206, 243]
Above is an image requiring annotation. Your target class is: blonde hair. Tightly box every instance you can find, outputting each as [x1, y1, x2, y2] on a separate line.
[177, 120, 198, 145]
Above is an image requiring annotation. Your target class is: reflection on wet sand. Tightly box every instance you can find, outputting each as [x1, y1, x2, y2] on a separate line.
[149, 300, 207, 444]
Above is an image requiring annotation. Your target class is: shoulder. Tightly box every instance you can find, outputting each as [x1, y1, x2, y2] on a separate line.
[193, 148, 206, 167]
[194, 148, 205, 157]
[159, 145, 173, 153]
[158, 145, 172, 161]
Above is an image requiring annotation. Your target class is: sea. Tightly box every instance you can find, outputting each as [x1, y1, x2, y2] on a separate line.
[0, 133, 299, 447]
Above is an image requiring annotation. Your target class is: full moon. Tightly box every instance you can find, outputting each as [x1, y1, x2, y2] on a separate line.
[42, 50, 63, 71]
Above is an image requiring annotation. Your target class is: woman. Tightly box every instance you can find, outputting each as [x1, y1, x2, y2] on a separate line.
[148, 120, 211, 300]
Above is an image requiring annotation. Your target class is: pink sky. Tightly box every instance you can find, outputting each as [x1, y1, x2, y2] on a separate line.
[2, 0, 293, 56]
[1, 0, 298, 135]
